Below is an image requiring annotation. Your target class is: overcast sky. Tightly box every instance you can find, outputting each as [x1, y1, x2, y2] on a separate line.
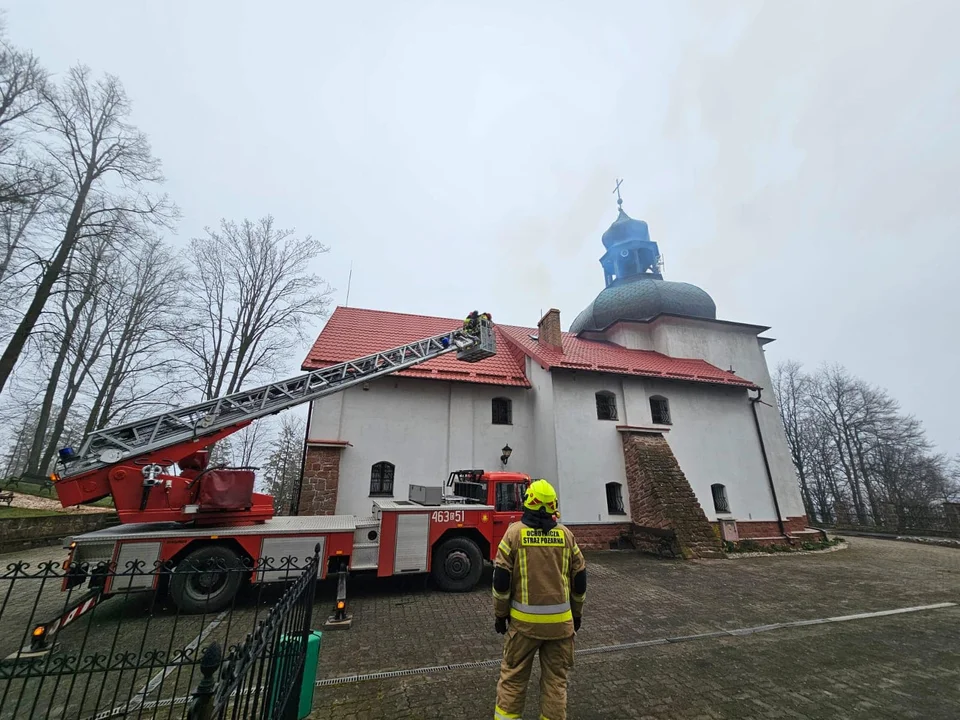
[7, 1, 958, 455]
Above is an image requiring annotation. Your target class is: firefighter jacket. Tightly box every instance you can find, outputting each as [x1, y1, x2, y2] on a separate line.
[493, 516, 586, 640]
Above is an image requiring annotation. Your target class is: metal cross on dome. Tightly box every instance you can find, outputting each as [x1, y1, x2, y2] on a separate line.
[613, 178, 624, 208]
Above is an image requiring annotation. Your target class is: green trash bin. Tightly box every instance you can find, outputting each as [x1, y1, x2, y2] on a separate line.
[298, 631, 323, 719]
[270, 630, 322, 719]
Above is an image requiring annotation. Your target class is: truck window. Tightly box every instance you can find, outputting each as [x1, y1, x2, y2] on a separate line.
[496, 482, 525, 512]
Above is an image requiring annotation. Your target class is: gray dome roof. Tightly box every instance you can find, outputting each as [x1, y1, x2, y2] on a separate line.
[570, 275, 716, 333]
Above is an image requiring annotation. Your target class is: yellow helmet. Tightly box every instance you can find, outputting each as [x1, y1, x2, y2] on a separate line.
[524, 479, 558, 515]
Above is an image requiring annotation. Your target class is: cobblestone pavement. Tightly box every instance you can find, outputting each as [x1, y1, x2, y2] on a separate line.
[310, 537, 960, 719]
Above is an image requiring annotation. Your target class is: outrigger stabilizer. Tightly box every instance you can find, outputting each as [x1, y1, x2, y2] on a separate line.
[324, 559, 352, 630]
[3, 563, 108, 661]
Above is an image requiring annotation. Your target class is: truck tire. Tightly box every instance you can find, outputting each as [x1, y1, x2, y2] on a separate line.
[170, 545, 244, 613]
[431, 537, 483, 592]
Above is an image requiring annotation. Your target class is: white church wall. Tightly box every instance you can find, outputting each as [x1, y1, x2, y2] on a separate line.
[309, 376, 534, 517]
[528, 359, 559, 493]
[603, 324, 654, 350]
[634, 378, 779, 522]
[307, 389, 343, 440]
[737, 362, 807, 518]
[550, 371, 630, 524]
[329, 377, 450, 515]
[647, 318, 806, 518]
[464, 383, 535, 477]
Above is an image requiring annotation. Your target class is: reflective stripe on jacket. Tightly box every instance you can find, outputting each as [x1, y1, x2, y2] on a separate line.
[493, 521, 586, 640]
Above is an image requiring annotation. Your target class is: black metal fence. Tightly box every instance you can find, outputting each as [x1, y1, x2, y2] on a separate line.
[191, 549, 319, 720]
[814, 503, 960, 539]
[0, 549, 319, 720]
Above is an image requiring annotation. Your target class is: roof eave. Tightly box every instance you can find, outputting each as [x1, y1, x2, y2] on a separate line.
[575, 313, 772, 336]
[547, 364, 758, 390]
[300, 359, 531, 388]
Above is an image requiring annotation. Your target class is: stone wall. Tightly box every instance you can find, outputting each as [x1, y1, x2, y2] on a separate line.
[0, 512, 116, 553]
[564, 523, 633, 551]
[731, 516, 810, 539]
[298, 445, 343, 515]
[620, 431, 722, 558]
[711, 516, 825, 546]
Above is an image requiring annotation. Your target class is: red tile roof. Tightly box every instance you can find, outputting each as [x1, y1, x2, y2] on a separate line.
[496, 325, 757, 389]
[302, 307, 531, 387]
[303, 307, 757, 390]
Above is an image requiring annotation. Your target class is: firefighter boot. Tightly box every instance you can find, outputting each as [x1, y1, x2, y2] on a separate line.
[538, 635, 575, 720]
[494, 627, 539, 719]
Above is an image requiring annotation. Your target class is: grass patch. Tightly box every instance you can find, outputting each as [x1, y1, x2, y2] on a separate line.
[0, 506, 61, 518]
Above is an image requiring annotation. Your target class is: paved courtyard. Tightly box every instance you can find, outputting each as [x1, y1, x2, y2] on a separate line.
[310, 536, 960, 720]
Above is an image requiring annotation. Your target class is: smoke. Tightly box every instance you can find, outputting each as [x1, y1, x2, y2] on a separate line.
[664, 0, 960, 452]
[492, 165, 617, 325]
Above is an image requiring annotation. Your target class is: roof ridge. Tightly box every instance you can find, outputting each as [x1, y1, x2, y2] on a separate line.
[331, 305, 460, 323]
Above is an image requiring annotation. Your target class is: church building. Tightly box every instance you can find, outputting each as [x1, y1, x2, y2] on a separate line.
[295, 200, 814, 554]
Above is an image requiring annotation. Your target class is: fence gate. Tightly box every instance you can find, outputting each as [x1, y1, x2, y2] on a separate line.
[0, 548, 320, 720]
[189, 550, 319, 720]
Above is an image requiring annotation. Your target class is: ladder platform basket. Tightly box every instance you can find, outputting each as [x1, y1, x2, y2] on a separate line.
[457, 321, 497, 362]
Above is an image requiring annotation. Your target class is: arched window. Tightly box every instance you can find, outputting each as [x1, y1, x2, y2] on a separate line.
[370, 461, 395, 496]
[606, 482, 625, 515]
[650, 395, 671, 425]
[711, 483, 730, 514]
[492, 397, 512, 425]
[596, 391, 618, 421]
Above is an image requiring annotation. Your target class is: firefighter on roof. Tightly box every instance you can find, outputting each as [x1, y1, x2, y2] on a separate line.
[492, 479, 586, 720]
[464, 310, 480, 334]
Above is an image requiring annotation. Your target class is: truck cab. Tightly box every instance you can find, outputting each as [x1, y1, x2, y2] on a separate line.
[446, 469, 528, 555]
[372, 470, 530, 591]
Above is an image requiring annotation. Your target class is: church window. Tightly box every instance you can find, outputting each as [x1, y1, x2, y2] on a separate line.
[650, 395, 671, 425]
[606, 482, 625, 514]
[596, 391, 618, 421]
[711, 483, 730, 514]
[369, 461, 395, 496]
[492, 397, 512, 425]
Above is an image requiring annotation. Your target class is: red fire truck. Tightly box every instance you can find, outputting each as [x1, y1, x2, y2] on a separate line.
[40, 315, 527, 640]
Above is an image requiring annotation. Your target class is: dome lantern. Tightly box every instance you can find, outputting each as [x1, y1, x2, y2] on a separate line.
[570, 183, 717, 334]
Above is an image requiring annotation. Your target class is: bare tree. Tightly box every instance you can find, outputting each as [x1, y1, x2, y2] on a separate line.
[0, 196, 44, 339]
[261, 415, 305, 516]
[0, 28, 54, 342]
[23, 232, 116, 475]
[0, 65, 173, 396]
[773, 360, 955, 533]
[31, 237, 185, 474]
[0, 27, 52, 210]
[79, 238, 184, 436]
[773, 361, 817, 520]
[1, 399, 41, 478]
[233, 422, 271, 468]
[175, 216, 332, 400]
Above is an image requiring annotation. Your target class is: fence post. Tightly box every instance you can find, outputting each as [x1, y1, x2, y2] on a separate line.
[188, 641, 222, 720]
[281, 544, 322, 720]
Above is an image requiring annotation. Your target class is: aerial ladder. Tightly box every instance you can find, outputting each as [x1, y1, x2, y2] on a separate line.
[10, 315, 506, 656]
[53, 315, 497, 525]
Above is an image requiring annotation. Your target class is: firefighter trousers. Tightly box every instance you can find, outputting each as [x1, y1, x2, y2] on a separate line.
[494, 626, 575, 720]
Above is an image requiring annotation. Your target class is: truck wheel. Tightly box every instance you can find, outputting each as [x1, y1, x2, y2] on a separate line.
[432, 537, 483, 592]
[170, 545, 244, 613]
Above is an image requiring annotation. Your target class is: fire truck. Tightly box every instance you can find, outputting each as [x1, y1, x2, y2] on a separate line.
[39, 315, 528, 640]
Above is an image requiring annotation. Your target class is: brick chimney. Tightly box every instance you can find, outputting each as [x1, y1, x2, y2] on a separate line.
[537, 308, 563, 351]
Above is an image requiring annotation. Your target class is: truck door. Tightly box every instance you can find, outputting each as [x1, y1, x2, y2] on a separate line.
[492, 481, 525, 557]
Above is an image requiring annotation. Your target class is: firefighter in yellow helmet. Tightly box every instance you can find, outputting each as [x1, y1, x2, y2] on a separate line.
[492, 479, 586, 720]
